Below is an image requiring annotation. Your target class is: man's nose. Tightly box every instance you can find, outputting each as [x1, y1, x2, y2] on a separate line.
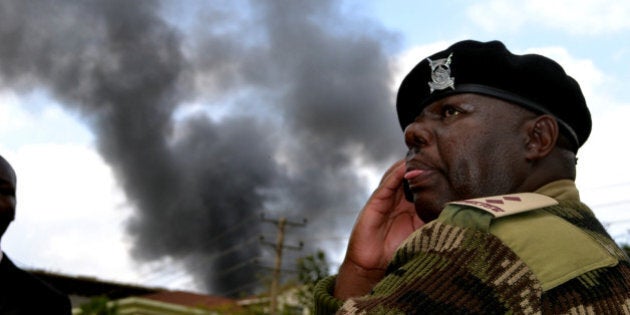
[404, 121, 432, 153]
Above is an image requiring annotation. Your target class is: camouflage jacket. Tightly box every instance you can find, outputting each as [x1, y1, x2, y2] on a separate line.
[314, 181, 630, 314]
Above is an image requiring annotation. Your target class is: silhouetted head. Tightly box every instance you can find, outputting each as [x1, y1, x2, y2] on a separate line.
[0, 155, 17, 238]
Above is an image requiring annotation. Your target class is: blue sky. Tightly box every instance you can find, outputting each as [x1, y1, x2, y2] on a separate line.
[1, 0, 630, 294]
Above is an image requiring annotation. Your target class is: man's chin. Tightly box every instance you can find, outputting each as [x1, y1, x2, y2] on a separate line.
[0, 221, 10, 237]
[414, 203, 443, 223]
[413, 193, 451, 223]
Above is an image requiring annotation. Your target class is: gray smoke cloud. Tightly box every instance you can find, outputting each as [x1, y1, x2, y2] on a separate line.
[0, 0, 404, 295]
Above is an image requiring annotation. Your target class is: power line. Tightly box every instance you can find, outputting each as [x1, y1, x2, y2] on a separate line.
[207, 234, 261, 261]
[582, 181, 630, 191]
[216, 257, 260, 277]
[205, 211, 261, 243]
[136, 234, 262, 287]
[132, 211, 262, 284]
[224, 279, 265, 297]
[592, 199, 630, 209]
[602, 218, 630, 225]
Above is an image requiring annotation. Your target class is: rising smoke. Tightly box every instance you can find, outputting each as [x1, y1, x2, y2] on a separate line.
[0, 0, 404, 295]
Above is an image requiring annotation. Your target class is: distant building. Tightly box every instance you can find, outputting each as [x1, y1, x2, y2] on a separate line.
[30, 269, 161, 307]
[30, 269, 308, 314]
[30, 269, 240, 314]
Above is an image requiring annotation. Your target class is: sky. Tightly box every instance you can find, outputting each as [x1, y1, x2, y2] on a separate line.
[1, 0, 630, 296]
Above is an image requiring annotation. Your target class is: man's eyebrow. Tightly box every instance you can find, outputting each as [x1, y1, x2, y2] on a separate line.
[419, 103, 444, 116]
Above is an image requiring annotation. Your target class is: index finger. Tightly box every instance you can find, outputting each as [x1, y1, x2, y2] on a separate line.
[379, 159, 406, 189]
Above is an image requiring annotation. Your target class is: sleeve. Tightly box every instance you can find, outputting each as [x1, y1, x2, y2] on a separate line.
[313, 275, 344, 315]
[334, 219, 544, 314]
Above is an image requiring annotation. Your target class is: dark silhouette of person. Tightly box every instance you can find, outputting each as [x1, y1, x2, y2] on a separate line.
[0, 155, 71, 315]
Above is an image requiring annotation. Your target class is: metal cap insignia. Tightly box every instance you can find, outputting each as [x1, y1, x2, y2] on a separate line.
[427, 53, 455, 93]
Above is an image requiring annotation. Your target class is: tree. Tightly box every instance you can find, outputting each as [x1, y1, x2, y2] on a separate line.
[295, 250, 330, 313]
[77, 296, 119, 315]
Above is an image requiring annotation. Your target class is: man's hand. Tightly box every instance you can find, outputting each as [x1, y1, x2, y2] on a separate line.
[334, 159, 424, 300]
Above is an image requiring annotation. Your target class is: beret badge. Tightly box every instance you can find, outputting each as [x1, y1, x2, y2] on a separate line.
[427, 53, 455, 93]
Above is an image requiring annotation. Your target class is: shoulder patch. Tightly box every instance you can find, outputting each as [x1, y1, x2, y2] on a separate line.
[447, 193, 558, 218]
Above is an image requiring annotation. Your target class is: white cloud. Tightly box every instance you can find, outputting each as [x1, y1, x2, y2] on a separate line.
[0, 91, 202, 291]
[0, 92, 152, 287]
[467, 1, 525, 33]
[0, 91, 31, 133]
[467, 0, 630, 35]
[1, 143, 145, 284]
[577, 103, 630, 239]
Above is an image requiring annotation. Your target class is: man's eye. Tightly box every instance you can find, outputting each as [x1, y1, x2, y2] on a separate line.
[0, 187, 15, 197]
[442, 106, 460, 118]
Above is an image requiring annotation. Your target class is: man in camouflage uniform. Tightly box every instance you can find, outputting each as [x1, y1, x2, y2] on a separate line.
[314, 40, 630, 314]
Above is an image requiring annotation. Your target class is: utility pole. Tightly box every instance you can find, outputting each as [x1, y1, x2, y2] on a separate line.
[261, 214, 306, 315]
[270, 217, 286, 315]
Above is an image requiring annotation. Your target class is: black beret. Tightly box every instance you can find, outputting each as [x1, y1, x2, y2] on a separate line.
[396, 40, 591, 152]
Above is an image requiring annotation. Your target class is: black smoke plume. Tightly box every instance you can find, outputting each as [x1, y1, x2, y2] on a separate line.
[0, 0, 404, 295]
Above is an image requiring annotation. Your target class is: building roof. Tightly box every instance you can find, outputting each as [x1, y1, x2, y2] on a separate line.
[29, 269, 161, 299]
[142, 290, 238, 309]
[30, 269, 245, 313]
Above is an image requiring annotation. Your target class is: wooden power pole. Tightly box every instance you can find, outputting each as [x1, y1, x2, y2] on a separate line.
[270, 217, 286, 315]
[261, 214, 306, 315]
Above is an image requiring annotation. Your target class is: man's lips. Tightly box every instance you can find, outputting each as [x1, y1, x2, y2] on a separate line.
[404, 166, 436, 189]
[404, 169, 425, 180]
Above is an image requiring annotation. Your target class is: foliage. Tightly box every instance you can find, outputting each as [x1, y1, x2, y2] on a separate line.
[212, 250, 330, 314]
[295, 250, 330, 313]
[209, 303, 266, 315]
[77, 296, 119, 315]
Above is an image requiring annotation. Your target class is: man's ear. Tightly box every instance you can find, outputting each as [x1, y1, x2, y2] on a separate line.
[524, 115, 558, 161]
